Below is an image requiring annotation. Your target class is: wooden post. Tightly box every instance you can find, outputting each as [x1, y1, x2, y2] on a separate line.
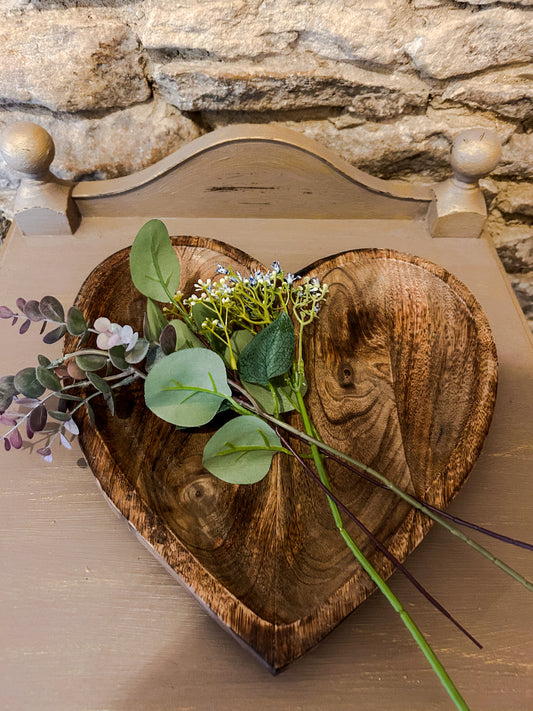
[0, 121, 80, 235]
[428, 128, 501, 239]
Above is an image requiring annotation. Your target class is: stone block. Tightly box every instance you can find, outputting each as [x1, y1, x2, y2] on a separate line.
[141, 0, 403, 66]
[405, 7, 533, 79]
[490, 223, 533, 273]
[153, 56, 429, 114]
[437, 65, 533, 120]
[0, 9, 150, 112]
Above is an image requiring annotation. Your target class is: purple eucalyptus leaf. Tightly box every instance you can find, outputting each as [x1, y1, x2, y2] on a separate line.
[39, 321, 47, 335]
[16, 297, 26, 311]
[0, 306, 14, 319]
[29, 404, 47, 433]
[11, 316, 18, 326]
[37, 446, 53, 463]
[4, 437, 11, 451]
[0, 413, 18, 426]
[19, 318, 31, 335]
[9, 429, 23, 449]
[23, 299, 43, 322]
[26, 420, 34, 439]
[42, 324, 67, 345]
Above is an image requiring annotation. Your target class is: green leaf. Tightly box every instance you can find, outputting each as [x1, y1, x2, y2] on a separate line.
[108, 345, 129, 371]
[144, 348, 231, 427]
[202, 415, 281, 484]
[170, 319, 203, 351]
[0, 375, 16, 398]
[145, 344, 165, 371]
[66, 306, 87, 336]
[238, 313, 295, 386]
[144, 298, 168, 342]
[75, 354, 107, 372]
[36, 365, 61, 392]
[86, 371, 111, 395]
[42, 324, 67, 345]
[124, 337, 150, 364]
[129, 220, 180, 302]
[37, 354, 51, 367]
[242, 375, 305, 415]
[48, 409, 72, 422]
[85, 400, 96, 427]
[191, 302, 217, 329]
[14, 367, 46, 398]
[39, 296, 65, 323]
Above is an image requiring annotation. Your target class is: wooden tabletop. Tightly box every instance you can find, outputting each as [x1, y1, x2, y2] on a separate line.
[1, 214, 532, 711]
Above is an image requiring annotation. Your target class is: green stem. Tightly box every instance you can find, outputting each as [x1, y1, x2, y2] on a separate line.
[294, 390, 469, 711]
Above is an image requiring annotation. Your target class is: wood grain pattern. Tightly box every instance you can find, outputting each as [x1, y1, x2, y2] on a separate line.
[68, 237, 498, 672]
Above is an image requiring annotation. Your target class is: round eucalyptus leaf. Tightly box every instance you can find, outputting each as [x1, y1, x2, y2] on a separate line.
[0, 375, 16, 398]
[36, 365, 61, 392]
[159, 323, 177, 355]
[124, 337, 150, 364]
[66, 306, 87, 336]
[23, 299, 43, 322]
[14, 367, 46, 398]
[108, 345, 129, 371]
[29, 404, 48, 433]
[39, 295, 65, 323]
[37, 354, 51, 367]
[144, 348, 231, 427]
[75, 354, 107, 372]
[202, 415, 281, 485]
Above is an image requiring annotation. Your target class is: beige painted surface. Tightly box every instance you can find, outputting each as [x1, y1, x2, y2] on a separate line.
[1, 215, 532, 711]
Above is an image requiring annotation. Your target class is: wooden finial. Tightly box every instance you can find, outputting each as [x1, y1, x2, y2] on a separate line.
[0, 121, 55, 179]
[428, 128, 502, 239]
[0, 121, 80, 235]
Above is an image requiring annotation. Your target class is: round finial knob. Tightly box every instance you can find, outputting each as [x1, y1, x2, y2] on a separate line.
[0, 121, 55, 179]
[450, 128, 501, 184]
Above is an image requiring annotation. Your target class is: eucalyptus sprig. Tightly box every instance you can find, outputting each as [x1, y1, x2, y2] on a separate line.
[1, 218, 531, 711]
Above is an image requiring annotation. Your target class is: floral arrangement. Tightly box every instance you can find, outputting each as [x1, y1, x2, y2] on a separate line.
[1, 220, 531, 710]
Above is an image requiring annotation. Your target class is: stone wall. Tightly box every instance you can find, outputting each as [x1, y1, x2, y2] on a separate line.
[0, 0, 531, 326]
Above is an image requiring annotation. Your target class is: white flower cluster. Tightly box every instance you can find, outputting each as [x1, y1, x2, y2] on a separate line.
[94, 317, 138, 351]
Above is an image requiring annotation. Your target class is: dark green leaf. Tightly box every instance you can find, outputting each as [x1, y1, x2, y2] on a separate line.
[202, 415, 281, 484]
[144, 298, 168, 342]
[66, 306, 87, 336]
[0, 375, 16, 398]
[75, 354, 107, 372]
[42, 324, 67, 345]
[0, 393, 13, 412]
[39, 296, 65, 323]
[159, 323, 177, 355]
[238, 312, 295, 386]
[108, 345, 129, 371]
[36, 365, 61, 392]
[145, 344, 165, 371]
[14, 367, 46, 398]
[129, 220, 180, 302]
[85, 400, 96, 427]
[48, 409, 72, 422]
[37, 354, 51, 367]
[55, 392, 82, 402]
[124, 337, 150, 364]
[144, 348, 231, 427]
[86, 371, 111, 395]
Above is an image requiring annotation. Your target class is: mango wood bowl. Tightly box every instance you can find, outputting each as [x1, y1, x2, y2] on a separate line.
[70, 237, 498, 672]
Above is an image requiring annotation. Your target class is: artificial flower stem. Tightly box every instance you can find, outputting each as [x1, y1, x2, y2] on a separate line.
[247, 403, 533, 593]
[294, 390, 470, 711]
[277, 430, 482, 649]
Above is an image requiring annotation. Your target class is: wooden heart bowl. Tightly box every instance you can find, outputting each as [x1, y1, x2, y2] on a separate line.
[71, 237, 498, 672]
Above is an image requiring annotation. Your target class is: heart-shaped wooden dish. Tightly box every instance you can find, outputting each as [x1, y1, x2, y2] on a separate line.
[72, 236, 498, 672]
